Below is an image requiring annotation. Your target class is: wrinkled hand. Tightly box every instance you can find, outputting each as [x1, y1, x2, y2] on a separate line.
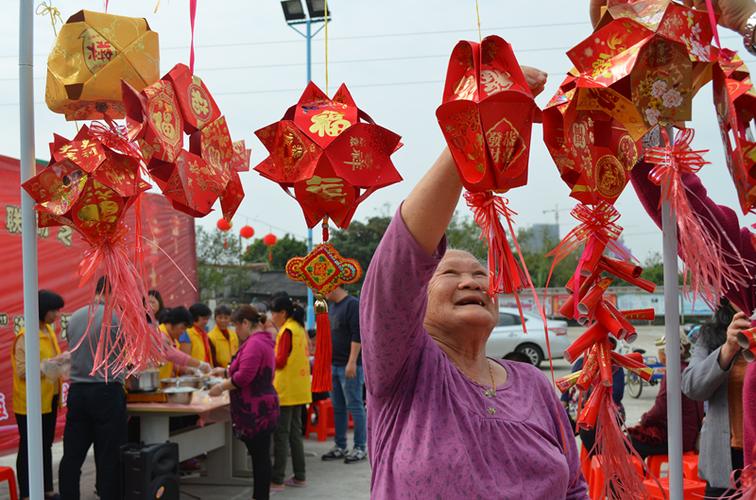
[345, 361, 357, 379]
[684, 0, 756, 34]
[590, 0, 606, 27]
[719, 311, 751, 367]
[208, 383, 224, 397]
[198, 361, 211, 374]
[521, 66, 547, 97]
[210, 367, 226, 377]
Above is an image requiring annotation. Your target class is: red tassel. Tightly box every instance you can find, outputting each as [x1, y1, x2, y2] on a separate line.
[311, 298, 332, 393]
[593, 399, 650, 499]
[464, 191, 524, 296]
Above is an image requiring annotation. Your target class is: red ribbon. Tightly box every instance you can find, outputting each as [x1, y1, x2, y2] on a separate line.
[189, 0, 198, 73]
[646, 128, 708, 197]
[89, 120, 143, 161]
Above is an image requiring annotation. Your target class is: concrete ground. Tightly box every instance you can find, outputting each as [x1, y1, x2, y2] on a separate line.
[0, 326, 667, 500]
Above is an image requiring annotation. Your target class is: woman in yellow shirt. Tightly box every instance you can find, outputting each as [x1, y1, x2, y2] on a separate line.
[11, 290, 66, 500]
[179, 303, 213, 364]
[207, 304, 239, 367]
[270, 294, 311, 491]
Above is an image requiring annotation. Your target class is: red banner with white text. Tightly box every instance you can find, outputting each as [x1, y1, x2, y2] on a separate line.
[0, 155, 198, 456]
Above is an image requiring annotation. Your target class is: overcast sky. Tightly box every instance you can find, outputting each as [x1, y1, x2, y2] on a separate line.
[1, 0, 753, 262]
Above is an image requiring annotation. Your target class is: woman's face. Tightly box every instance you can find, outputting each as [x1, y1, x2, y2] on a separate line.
[424, 250, 497, 335]
[215, 314, 231, 330]
[148, 295, 160, 315]
[43, 309, 59, 325]
[234, 319, 252, 340]
[270, 310, 286, 329]
[166, 323, 186, 339]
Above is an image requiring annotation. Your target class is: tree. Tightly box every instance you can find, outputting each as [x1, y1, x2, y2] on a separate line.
[242, 234, 307, 270]
[329, 216, 392, 292]
[196, 226, 248, 301]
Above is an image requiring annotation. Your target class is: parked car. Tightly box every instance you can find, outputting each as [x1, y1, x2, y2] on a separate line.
[486, 308, 570, 368]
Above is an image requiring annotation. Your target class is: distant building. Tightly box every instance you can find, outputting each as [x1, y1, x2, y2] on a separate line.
[245, 270, 308, 304]
[520, 224, 559, 254]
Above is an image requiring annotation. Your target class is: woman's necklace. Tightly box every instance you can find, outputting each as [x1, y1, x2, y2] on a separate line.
[484, 360, 497, 415]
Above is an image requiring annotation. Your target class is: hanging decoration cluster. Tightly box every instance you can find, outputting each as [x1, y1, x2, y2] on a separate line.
[255, 79, 402, 391]
[23, 9, 249, 376]
[544, 0, 755, 496]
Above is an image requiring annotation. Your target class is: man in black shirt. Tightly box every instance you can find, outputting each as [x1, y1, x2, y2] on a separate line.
[321, 286, 366, 464]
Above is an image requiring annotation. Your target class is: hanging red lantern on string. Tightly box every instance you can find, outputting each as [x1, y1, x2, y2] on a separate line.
[240, 225, 255, 239]
[263, 233, 277, 263]
[216, 218, 232, 232]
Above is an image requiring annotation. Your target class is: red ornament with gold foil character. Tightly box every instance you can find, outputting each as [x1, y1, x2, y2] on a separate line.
[435, 35, 541, 305]
[255, 81, 402, 232]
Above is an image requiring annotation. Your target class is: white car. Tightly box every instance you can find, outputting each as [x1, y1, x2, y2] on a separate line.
[486, 308, 570, 368]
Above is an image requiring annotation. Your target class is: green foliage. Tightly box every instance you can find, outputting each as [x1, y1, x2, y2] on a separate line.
[329, 216, 392, 294]
[196, 226, 247, 301]
[242, 234, 308, 270]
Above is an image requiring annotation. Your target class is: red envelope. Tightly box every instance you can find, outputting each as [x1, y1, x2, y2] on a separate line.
[231, 140, 251, 172]
[436, 35, 540, 193]
[292, 159, 360, 229]
[164, 63, 222, 134]
[149, 150, 221, 217]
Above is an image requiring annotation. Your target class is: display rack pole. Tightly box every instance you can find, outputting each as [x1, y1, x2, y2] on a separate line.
[18, 1, 44, 499]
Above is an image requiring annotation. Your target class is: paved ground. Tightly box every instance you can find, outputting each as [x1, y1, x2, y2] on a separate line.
[0, 326, 667, 499]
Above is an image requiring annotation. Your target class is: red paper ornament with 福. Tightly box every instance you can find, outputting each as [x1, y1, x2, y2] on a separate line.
[436, 35, 541, 308]
[255, 81, 401, 392]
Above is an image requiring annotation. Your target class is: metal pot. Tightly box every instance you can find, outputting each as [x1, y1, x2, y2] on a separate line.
[160, 376, 202, 390]
[126, 369, 160, 393]
[162, 386, 195, 404]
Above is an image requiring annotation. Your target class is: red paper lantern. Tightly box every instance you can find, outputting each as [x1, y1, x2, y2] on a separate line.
[216, 218, 232, 232]
[262, 233, 277, 247]
[240, 225, 255, 239]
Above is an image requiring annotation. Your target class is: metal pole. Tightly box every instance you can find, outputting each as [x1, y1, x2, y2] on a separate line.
[305, 17, 315, 332]
[19, 1, 44, 499]
[662, 129, 683, 500]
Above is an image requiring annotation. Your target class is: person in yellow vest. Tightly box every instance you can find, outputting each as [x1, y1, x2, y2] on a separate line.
[158, 306, 209, 380]
[207, 304, 239, 368]
[11, 290, 67, 500]
[269, 293, 311, 492]
[179, 303, 213, 364]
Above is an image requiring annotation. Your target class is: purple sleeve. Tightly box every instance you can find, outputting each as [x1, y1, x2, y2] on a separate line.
[631, 162, 756, 312]
[360, 206, 445, 398]
[230, 340, 261, 389]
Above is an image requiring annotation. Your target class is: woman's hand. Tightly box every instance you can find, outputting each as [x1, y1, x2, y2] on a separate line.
[719, 311, 751, 368]
[521, 66, 548, 97]
[208, 383, 225, 397]
[198, 361, 211, 374]
[590, 0, 606, 28]
[210, 367, 226, 377]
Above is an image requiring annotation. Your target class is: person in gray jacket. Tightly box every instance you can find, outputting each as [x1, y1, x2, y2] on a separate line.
[681, 300, 745, 497]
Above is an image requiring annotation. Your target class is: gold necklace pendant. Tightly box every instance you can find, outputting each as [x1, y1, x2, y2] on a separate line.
[484, 387, 496, 398]
[487, 407, 496, 415]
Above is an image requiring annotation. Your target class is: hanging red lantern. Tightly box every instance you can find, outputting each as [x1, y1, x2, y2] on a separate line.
[240, 225, 255, 239]
[262, 233, 277, 247]
[216, 218, 232, 232]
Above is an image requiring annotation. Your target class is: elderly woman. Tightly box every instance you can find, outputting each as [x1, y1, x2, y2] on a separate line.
[360, 70, 587, 498]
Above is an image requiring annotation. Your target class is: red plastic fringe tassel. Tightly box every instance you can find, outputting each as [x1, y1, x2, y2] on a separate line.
[77, 222, 166, 378]
[593, 398, 650, 500]
[646, 128, 747, 308]
[311, 304, 333, 393]
[464, 191, 524, 297]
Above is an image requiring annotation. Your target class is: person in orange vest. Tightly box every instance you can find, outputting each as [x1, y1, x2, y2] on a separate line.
[158, 307, 208, 380]
[207, 304, 239, 368]
[11, 290, 67, 500]
[179, 303, 213, 365]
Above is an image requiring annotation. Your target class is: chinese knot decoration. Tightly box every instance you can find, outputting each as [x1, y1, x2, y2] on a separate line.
[255, 81, 399, 392]
[122, 63, 249, 221]
[254, 82, 402, 237]
[436, 35, 541, 301]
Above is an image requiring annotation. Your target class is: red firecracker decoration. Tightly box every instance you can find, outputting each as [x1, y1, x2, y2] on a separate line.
[436, 35, 540, 306]
[240, 225, 255, 239]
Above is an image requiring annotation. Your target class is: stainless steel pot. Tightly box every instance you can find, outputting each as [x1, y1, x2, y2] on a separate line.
[126, 369, 160, 393]
[160, 376, 202, 390]
[162, 386, 195, 404]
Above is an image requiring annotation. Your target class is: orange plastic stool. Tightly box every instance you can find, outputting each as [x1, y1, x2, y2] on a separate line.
[643, 477, 706, 499]
[0, 466, 18, 500]
[588, 455, 646, 499]
[305, 399, 335, 441]
[646, 451, 699, 479]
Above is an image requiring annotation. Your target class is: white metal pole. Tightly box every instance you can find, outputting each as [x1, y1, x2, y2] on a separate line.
[19, 2, 44, 500]
[662, 129, 683, 500]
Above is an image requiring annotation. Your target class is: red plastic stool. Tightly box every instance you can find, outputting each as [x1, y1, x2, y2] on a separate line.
[588, 455, 646, 499]
[643, 477, 706, 499]
[0, 466, 18, 500]
[305, 399, 335, 441]
[646, 451, 699, 479]
[579, 446, 591, 487]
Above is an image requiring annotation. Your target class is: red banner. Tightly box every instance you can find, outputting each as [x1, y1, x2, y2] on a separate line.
[0, 155, 198, 456]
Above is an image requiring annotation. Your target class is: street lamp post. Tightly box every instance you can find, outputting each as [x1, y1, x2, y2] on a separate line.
[279, 0, 330, 332]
